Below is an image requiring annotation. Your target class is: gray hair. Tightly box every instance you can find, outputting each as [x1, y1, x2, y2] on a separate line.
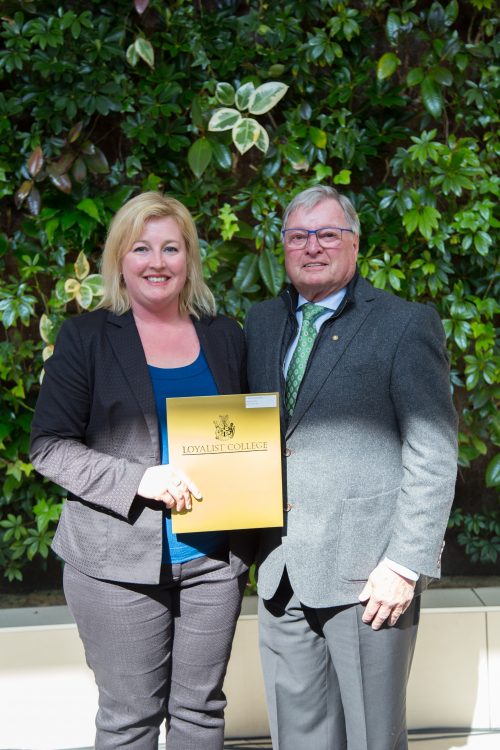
[282, 185, 360, 236]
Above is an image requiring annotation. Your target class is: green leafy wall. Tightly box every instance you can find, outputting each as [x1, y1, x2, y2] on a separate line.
[0, 0, 498, 584]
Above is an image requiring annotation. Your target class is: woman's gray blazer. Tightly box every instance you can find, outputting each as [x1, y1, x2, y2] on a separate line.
[30, 308, 254, 584]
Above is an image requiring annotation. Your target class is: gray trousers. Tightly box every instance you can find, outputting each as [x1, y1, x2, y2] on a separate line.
[64, 555, 246, 750]
[259, 571, 420, 750]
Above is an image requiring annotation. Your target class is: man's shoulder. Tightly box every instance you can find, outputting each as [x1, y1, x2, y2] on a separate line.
[246, 295, 287, 324]
[357, 276, 440, 324]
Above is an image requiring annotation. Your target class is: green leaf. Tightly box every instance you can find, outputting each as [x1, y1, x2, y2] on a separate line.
[74, 251, 90, 281]
[234, 254, 259, 292]
[258, 248, 284, 296]
[333, 169, 351, 185]
[473, 231, 492, 256]
[68, 121, 83, 143]
[445, 0, 459, 23]
[235, 82, 256, 111]
[249, 82, 288, 115]
[418, 205, 441, 239]
[208, 108, 242, 132]
[232, 117, 261, 155]
[77, 197, 100, 221]
[386, 11, 401, 43]
[188, 138, 213, 178]
[427, 2, 446, 34]
[309, 126, 327, 149]
[134, 37, 154, 68]
[377, 52, 400, 80]
[485, 454, 500, 488]
[407, 68, 424, 87]
[420, 77, 443, 118]
[215, 82, 235, 106]
[84, 147, 109, 174]
[210, 140, 232, 170]
[190, 95, 204, 129]
[314, 164, 333, 181]
[433, 66, 453, 86]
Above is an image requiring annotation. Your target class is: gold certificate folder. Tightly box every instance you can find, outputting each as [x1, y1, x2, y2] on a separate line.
[167, 393, 283, 533]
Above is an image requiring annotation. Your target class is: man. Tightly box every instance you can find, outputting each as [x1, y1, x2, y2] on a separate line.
[245, 185, 458, 749]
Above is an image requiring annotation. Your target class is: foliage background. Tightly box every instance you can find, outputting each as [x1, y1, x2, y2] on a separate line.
[0, 0, 498, 586]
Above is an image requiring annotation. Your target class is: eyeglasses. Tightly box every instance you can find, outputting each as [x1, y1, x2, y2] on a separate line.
[282, 226, 354, 250]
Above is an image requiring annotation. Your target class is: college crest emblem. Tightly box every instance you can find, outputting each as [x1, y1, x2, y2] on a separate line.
[214, 414, 236, 441]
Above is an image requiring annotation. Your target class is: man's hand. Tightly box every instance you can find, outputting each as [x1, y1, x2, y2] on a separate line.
[358, 560, 416, 630]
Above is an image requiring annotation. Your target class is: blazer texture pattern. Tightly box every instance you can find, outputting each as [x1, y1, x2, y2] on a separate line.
[245, 274, 458, 608]
[30, 308, 254, 584]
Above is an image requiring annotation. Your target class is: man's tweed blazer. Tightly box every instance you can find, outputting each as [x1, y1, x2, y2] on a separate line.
[30, 308, 254, 584]
[245, 274, 458, 608]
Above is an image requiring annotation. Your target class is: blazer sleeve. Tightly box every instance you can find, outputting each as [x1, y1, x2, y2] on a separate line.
[384, 303, 458, 577]
[30, 318, 147, 519]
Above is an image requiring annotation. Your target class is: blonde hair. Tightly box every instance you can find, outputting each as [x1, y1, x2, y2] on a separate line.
[100, 192, 216, 318]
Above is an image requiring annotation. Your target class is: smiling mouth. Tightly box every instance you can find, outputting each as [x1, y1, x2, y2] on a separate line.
[303, 262, 326, 268]
[145, 275, 169, 282]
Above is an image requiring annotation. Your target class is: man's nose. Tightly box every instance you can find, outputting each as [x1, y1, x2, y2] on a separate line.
[306, 232, 321, 253]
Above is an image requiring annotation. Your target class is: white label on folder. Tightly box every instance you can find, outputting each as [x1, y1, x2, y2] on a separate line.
[246, 394, 277, 409]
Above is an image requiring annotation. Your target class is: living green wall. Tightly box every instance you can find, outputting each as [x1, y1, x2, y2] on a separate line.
[0, 0, 498, 584]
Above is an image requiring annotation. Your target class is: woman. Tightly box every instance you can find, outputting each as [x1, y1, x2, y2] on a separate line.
[30, 192, 253, 749]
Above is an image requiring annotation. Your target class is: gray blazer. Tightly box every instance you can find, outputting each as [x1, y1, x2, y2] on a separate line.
[245, 274, 458, 608]
[30, 308, 254, 585]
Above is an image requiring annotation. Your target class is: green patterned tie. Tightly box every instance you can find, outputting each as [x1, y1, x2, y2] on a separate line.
[285, 303, 328, 415]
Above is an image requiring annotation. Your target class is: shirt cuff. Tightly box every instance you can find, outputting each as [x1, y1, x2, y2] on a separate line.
[384, 557, 419, 582]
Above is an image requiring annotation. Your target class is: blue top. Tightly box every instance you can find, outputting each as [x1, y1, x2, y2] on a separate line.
[148, 350, 228, 563]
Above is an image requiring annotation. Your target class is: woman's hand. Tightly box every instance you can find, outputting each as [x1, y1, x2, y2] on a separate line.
[137, 465, 201, 512]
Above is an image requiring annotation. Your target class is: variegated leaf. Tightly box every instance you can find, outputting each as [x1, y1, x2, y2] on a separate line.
[249, 82, 288, 115]
[232, 118, 261, 155]
[255, 124, 270, 153]
[74, 250, 90, 280]
[235, 82, 256, 111]
[215, 82, 235, 106]
[208, 108, 242, 132]
[64, 278, 80, 299]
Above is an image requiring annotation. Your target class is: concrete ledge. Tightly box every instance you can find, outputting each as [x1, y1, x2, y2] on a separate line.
[1, 589, 499, 750]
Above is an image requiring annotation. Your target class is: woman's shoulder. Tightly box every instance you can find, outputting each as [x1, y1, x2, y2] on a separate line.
[196, 313, 243, 337]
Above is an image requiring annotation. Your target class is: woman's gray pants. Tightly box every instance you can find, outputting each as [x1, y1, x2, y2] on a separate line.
[64, 555, 246, 750]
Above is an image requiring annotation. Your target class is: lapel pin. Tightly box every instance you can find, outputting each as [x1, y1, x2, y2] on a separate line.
[332, 335, 339, 341]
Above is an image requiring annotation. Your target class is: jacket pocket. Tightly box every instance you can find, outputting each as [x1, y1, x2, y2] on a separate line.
[336, 487, 398, 582]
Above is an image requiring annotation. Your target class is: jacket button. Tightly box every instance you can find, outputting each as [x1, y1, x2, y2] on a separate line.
[284, 448, 292, 457]
[285, 503, 293, 512]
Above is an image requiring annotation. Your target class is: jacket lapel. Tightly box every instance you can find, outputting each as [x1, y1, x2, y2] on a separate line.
[286, 277, 376, 437]
[106, 310, 160, 460]
[193, 317, 232, 394]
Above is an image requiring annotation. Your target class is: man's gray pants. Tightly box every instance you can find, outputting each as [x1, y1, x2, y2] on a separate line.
[64, 555, 246, 750]
[259, 571, 420, 750]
